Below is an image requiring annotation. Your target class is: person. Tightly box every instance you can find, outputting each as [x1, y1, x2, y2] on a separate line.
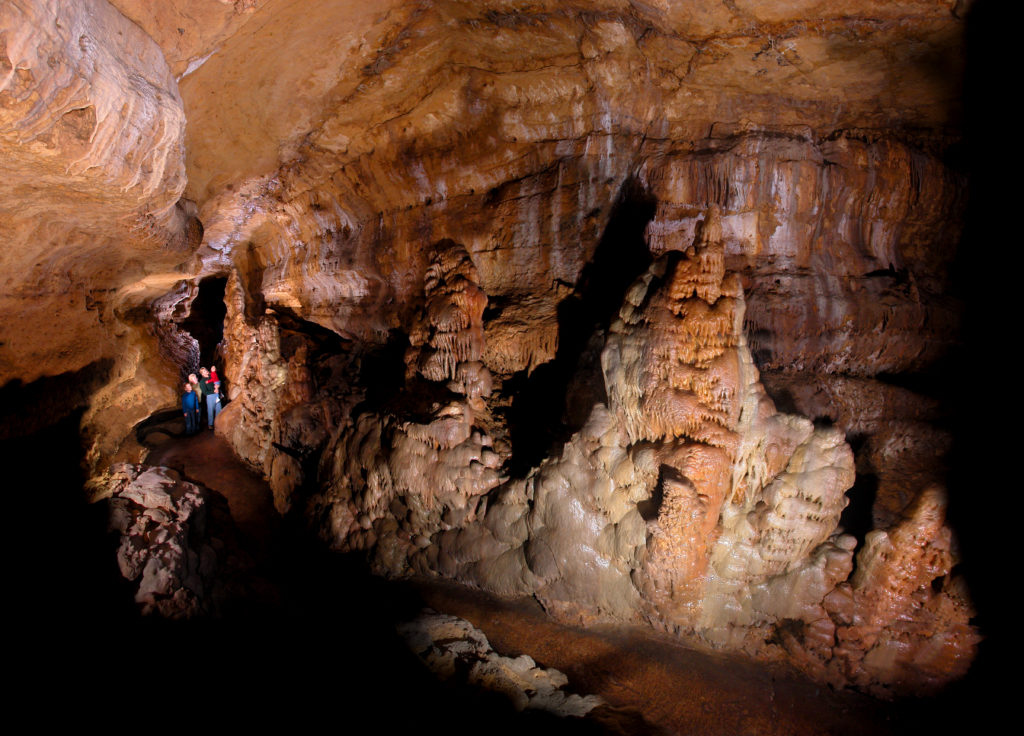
[200, 367, 222, 429]
[182, 382, 200, 435]
[188, 373, 203, 425]
[209, 365, 220, 385]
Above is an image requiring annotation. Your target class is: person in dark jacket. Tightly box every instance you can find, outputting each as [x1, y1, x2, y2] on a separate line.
[182, 382, 200, 435]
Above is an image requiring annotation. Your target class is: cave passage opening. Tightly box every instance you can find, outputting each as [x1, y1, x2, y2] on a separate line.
[501, 177, 657, 477]
[178, 277, 228, 372]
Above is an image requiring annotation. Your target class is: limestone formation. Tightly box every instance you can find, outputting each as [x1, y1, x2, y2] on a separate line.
[406, 241, 492, 400]
[832, 486, 979, 696]
[2, 0, 979, 699]
[95, 464, 220, 618]
[398, 609, 604, 717]
[308, 243, 503, 575]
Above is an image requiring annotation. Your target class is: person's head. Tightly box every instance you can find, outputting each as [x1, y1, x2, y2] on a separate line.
[211, 365, 217, 372]
[184, 383, 192, 392]
[188, 373, 198, 384]
[200, 367, 209, 378]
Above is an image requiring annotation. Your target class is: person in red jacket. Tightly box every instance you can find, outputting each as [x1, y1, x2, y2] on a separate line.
[199, 367, 222, 429]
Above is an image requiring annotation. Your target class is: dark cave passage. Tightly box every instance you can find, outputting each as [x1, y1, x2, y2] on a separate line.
[501, 178, 657, 477]
[178, 276, 228, 370]
[355, 328, 410, 412]
[0, 358, 113, 441]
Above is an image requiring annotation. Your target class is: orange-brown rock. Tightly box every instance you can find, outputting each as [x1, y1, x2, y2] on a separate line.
[1, 0, 202, 473]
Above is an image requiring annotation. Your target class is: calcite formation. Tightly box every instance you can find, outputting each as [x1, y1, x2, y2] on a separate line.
[94, 464, 221, 618]
[2, 0, 979, 698]
[399, 609, 604, 717]
[831, 486, 978, 696]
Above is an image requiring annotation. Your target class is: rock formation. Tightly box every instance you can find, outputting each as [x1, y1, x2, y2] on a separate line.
[2, 0, 981, 699]
[399, 609, 604, 717]
[92, 464, 222, 618]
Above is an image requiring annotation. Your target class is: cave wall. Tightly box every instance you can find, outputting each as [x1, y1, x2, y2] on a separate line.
[1, 0, 978, 697]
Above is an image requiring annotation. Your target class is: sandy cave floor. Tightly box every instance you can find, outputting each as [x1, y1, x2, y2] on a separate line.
[104, 420, 976, 735]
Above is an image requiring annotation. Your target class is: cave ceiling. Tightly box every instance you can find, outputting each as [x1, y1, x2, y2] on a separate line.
[2, 0, 966, 385]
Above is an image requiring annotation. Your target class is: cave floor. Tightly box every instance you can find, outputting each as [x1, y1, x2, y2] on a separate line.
[134, 425, 953, 735]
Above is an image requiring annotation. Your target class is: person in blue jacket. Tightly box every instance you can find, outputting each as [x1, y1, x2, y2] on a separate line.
[182, 382, 200, 435]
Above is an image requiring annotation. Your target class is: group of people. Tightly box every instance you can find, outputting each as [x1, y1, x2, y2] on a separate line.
[181, 365, 224, 435]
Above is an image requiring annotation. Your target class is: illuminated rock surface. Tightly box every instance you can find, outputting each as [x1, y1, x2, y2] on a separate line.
[399, 609, 605, 717]
[2, 0, 988, 705]
[94, 463, 221, 618]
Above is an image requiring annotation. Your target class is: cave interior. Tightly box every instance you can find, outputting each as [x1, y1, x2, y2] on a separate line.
[1, 0, 1011, 730]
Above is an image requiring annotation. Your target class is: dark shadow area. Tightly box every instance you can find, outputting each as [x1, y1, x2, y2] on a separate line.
[355, 328, 413, 412]
[0, 358, 113, 441]
[239, 242, 268, 321]
[15, 486, 614, 732]
[346, 326, 467, 425]
[3, 395, 607, 731]
[929, 0, 1006, 722]
[134, 407, 189, 443]
[840, 435, 878, 546]
[2, 363, 134, 640]
[501, 178, 656, 477]
[275, 307, 351, 364]
[6, 408, 138, 654]
[275, 307, 358, 401]
[638, 463, 674, 522]
[178, 276, 227, 368]
[761, 380, 798, 415]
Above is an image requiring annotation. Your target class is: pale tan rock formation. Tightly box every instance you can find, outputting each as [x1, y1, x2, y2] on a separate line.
[96, 463, 219, 618]
[108, 0, 267, 79]
[598, 212, 859, 649]
[406, 241, 492, 400]
[1, 0, 192, 381]
[399, 609, 604, 717]
[1, 0, 201, 473]
[308, 245, 503, 574]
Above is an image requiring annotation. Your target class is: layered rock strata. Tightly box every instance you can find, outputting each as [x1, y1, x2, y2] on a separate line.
[1, 0, 201, 473]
